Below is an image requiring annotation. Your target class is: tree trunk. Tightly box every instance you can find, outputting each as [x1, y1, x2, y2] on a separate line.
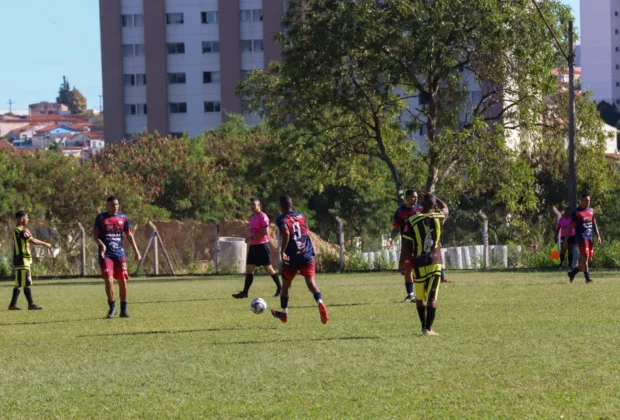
[424, 78, 440, 194]
[374, 117, 404, 205]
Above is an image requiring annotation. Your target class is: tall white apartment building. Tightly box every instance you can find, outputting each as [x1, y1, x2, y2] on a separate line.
[100, 0, 287, 143]
[581, 0, 620, 105]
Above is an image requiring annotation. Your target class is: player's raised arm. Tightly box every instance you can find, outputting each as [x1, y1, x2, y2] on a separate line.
[435, 196, 449, 220]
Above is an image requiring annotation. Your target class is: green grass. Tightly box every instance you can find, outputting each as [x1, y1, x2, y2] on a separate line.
[1, 271, 620, 418]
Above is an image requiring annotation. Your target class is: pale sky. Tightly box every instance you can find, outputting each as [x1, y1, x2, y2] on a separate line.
[0, 0, 581, 113]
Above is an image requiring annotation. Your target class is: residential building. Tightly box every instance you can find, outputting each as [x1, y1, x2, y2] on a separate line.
[580, 0, 620, 105]
[29, 102, 70, 116]
[100, 0, 288, 142]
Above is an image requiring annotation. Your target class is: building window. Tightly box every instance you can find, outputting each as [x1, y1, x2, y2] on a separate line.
[616, 29, 619, 34]
[166, 13, 184, 24]
[135, 44, 145, 56]
[616, 11, 619, 16]
[616, 64, 619, 70]
[137, 104, 147, 116]
[201, 11, 219, 24]
[134, 14, 144, 26]
[616, 82, 619, 87]
[203, 71, 221, 83]
[122, 44, 134, 57]
[420, 124, 428, 136]
[617, 133, 620, 151]
[241, 70, 249, 80]
[241, 39, 263, 52]
[202, 41, 220, 53]
[125, 104, 137, 116]
[240, 9, 263, 22]
[167, 43, 185, 54]
[167, 72, 186, 84]
[169, 132, 184, 138]
[471, 90, 483, 105]
[240, 10, 252, 22]
[122, 15, 133, 27]
[169, 103, 187, 114]
[123, 74, 136, 86]
[136, 74, 147, 86]
[204, 101, 221, 113]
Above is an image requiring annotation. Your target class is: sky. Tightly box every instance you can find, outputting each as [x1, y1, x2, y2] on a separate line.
[0, 0, 580, 114]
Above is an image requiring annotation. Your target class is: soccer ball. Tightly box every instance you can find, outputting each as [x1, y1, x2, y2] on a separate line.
[250, 298, 267, 314]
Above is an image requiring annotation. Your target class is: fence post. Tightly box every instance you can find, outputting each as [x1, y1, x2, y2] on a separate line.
[277, 229, 282, 273]
[78, 223, 86, 277]
[156, 232, 175, 275]
[215, 223, 220, 274]
[336, 217, 345, 273]
[479, 211, 489, 269]
[136, 223, 156, 276]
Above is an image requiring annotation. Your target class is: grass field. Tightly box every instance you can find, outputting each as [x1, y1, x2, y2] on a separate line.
[1, 270, 620, 418]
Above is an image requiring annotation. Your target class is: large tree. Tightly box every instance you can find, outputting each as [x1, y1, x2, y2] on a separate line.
[239, 0, 572, 211]
[68, 87, 87, 115]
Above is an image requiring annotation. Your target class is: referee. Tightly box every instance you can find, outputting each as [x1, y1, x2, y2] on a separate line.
[233, 198, 282, 298]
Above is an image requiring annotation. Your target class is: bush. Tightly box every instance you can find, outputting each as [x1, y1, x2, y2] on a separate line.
[345, 252, 372, 272]
[590, 242, 620, 269]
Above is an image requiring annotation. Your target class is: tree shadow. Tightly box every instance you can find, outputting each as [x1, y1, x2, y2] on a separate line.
[0, 317, 104, 327]
[132, 298, 229, 305]
[290, 303, 369, 309]
[211, 335, 381, 346]
[77, 326, 277, 338]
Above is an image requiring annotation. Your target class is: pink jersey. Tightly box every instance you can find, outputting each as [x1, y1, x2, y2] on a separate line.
[249, 212, 270, 245]
[557, 216, 575, 238]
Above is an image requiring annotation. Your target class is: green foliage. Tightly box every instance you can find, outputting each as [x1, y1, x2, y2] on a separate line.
[56, 76, 71, 106]
[68, 87, 87, 115]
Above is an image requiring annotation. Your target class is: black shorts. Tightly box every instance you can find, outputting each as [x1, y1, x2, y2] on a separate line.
[561, 236, 576, 247]
[247, 243, 271, 266]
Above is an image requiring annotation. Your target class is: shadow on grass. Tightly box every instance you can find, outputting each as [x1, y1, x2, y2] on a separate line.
[132, 298, 229, 305]
[291, 303, 369, 309]
[0, 317, 104, 327]
[211, 335, 381, 346]
[77, 326, 278, 338]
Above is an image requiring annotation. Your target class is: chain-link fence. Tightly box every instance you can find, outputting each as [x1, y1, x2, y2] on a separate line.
[1, 216, 619, 280]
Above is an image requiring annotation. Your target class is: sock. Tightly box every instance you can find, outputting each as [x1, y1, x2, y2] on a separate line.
[425, 306, 437, 331]
[243, 274, 254, 294]
[10, 288, 20, 306]
[560, 252, 566, 266]
[313, 292, 323, 304]
[570, 267, 580, 276]
[416, 305, 426, 330]
[271, 274, 282, 290]
[23, 288, 34, 306]
[585, 272, 591, 282]
[405, 281, 414, 296]
[121, 301, 128, 312]
[280, 296, 289, 314]
[440, 268, 445, 281]
[108, 300, 116, 310]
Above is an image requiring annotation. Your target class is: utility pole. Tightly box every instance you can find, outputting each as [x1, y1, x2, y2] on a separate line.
[531, 1, 577, 209]
[7, 99, 14, 113]
[568, 21, 577, 210]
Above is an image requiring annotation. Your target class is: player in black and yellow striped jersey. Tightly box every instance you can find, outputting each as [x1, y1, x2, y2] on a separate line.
[8, 211, 52, 311]
[407, 194, 449, 336]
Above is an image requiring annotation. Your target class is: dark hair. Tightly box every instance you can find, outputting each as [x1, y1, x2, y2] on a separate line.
[405, 189, 417, 198]
[280, 196, 293, 209]
[250, 197, 261, 203]
[15, 210, 27, 219]
[422, 193, 437, 208]
[564, 206, 572, 213]
[106, 196, 118, 203]
[581, 193, 590, 199]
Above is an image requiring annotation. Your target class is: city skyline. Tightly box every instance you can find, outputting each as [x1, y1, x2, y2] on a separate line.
[1, 0, 580, 114]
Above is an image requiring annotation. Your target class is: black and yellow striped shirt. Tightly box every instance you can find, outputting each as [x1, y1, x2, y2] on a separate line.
[13, 226, 32, 268]
[407, 210, 447, 267]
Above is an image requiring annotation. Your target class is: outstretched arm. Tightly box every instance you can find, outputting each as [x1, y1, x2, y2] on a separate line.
[30, 236, 52, 249]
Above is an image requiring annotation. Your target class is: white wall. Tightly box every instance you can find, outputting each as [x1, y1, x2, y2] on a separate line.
[581, 0, 615, 104]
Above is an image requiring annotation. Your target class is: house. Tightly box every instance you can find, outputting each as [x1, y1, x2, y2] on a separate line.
[58, 147, 84, 160]
[0, 139, 37, 156]
[29, 102, 70, 116]
[32, 125, 81, 149]
[65, 131, 104, 148]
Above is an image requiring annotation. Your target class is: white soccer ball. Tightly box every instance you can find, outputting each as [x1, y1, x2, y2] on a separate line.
[250, 298, 267, 314]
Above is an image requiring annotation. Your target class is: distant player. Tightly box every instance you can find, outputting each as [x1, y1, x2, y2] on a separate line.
[93, 196, 142, 318]
[556, 207, 575, 269]
[270, 196, 328, 324]
[233, 198, 282, 299]
[408, 194, 449, 336]
[386, 190, 421, 302]
[8, 211, 51, 310]
[566, 194, 601, 284]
